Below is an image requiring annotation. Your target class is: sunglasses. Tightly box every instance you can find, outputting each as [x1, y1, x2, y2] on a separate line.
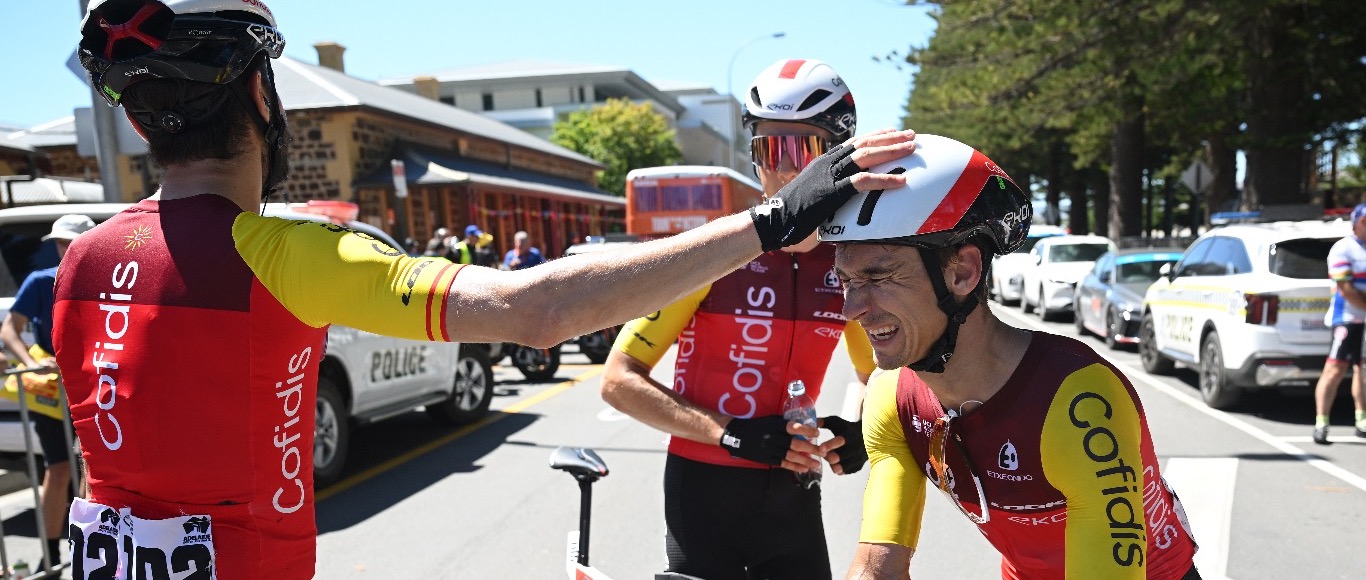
[926, 412, 990, 524]
[750, 135, 831, 172]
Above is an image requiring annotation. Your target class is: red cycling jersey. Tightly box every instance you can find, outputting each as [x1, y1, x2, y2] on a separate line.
[860, 332, 1198, 579]
[615, 244, 875, 468]
[53, 195, 466, 579]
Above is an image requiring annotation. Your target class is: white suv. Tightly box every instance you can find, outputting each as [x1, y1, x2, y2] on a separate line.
[990, 224, 1067, 304]
[1019, 234, 1115, 320]
[0, 202, 494, 486]
[1138, 219, 1347, 409]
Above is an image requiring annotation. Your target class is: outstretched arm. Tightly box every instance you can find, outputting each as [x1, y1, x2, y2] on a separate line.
[846, 543, 914, 580]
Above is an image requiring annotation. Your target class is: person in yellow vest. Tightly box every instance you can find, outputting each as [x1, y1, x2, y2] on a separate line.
[447, 225, 484, 265]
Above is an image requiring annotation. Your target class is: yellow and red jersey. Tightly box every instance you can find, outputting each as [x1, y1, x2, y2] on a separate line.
[614, 244, 875, 468]
[53, 195, 465, 579]
[860, 331, 1197, 580]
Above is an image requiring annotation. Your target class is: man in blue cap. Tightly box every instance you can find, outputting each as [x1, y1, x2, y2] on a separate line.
[448, 224, 484, 265]
[1314, 202, 1366, 444]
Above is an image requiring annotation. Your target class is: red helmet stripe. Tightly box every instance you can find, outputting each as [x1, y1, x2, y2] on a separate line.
[917, 150, 990, 234]
[98, 1, 164, 60]
[778, 60, 807, 79]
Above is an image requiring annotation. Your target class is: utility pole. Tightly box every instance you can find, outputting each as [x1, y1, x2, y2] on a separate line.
[80, 0, 125, 202]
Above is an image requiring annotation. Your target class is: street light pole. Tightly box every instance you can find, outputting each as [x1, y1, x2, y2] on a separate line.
[726, 32, 784, 172]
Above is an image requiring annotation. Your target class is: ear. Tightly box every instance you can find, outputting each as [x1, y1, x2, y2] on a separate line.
[248, 69, 271, 120]
[946, 244, 984, 298]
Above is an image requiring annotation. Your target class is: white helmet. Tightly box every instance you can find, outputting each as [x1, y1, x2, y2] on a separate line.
[818, 134, 1031, 256]
[741, 59, 857, 142]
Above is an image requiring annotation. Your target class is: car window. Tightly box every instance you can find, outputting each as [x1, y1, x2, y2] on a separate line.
[1117, 258, 1177, 284]
[1270, 238, 1335, 279]
[1094, 254, 1114, 280]
[0, 224, 62, 298]
[1049, 242, 1111, 263]
[1206, 237, 1253, 275]
[1175, 238, 1215, 277]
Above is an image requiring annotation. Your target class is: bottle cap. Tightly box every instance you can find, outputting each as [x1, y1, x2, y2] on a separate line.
[787, 380, 806, 396]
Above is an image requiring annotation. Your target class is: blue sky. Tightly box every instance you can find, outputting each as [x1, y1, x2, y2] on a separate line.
[0, 0, 937, 135]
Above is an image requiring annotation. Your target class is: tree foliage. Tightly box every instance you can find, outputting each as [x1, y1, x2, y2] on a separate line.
[550, 98, 683, 196]
[901, 0, 1366, 239]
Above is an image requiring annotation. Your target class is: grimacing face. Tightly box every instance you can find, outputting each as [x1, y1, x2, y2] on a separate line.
[834, 243, 948, 370]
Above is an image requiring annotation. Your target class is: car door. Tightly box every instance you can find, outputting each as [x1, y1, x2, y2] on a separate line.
[1078, 253, 1113, 333]
[1188, 237, 1247, 364]
[1156, 237, 1216, 358]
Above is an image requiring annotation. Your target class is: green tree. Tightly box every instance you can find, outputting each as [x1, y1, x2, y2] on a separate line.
[551, 98, 683, 196]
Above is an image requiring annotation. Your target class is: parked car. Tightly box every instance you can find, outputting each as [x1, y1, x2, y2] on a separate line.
[1020, 234, 1115, 320]
[0, 202, 494, 487]
[1139, 219, 1347, 409]
[990, 224, 1067, 304]
[1073, 248, 1184, 349]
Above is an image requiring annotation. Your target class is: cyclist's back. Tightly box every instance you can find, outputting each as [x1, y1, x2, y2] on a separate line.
[56, 196, 328, 577]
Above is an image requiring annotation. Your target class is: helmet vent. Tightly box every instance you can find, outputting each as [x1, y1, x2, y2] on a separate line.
[749, 87, 763, 108]
[797, 89, 832, 112]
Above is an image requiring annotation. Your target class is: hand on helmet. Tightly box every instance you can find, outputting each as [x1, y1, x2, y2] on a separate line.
[719, 415, 823, 473]
[819, 416, 867, 475]
[749, 130, 916, 252]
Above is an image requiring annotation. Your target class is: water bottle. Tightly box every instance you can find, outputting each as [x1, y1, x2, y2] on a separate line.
[11, 559, 29, 579]
[782, 380, 822, 489]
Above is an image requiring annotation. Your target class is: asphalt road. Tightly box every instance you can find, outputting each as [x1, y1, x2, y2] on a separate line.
[0, 300, 1359, 578]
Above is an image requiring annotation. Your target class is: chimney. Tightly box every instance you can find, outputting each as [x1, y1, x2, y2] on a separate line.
[413, 76, 441, 101]
[313, 42, 346, 73]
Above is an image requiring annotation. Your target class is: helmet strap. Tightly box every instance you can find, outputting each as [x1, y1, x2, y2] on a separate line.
[227, 59, 290, 201]
[907, 247, 981, 374]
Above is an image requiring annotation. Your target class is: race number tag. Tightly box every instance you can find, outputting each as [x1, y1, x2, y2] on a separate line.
[68, 498, 216, 580]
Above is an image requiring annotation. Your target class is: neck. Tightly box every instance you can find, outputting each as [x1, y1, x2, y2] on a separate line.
[917, 309, 1032, 413]
[155, 148, 263, 212]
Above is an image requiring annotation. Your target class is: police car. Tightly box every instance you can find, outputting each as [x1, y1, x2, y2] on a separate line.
[1138, 217, 1348, 409]
[0, 202, 494, 487]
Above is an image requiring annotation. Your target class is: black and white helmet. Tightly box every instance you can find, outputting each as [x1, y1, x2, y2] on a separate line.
[79, 0, 285, 107]
[741, 59, 856, 142]
[819, 134, 1031, 256]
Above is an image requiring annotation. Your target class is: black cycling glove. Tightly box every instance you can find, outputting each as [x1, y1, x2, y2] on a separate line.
[719, 415, 794, 466]
[749, 143, 863, 252]
[821, 416, 867, 474]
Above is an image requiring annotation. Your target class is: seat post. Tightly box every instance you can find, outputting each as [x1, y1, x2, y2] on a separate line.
[577, 477, 593, 566]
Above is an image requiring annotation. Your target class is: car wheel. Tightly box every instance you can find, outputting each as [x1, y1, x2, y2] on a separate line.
[1073, 299, 1088, 335]
[1104, 310, 1121, 350]
[428, 345, 495, 426]
[1020, 286, 1033, 313]
[1139, 314, 1175, 375]
[513, 343, 561, 382]
[1199, 332, 1242, 409]
[314, 376, 350, 488]
[577, 327, 617, 365]
[1037, 289, 1052, 321]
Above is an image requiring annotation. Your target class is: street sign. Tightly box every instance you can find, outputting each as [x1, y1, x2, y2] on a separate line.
[391, 159, 409, 199]
[1181, 159, 1213, 194]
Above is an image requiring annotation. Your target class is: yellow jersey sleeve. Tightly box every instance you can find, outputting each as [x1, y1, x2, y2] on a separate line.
[1040, 363, 1148, 579]
[843, 320, 876, 378]
[612, 285, 710, 368]
[232, 214, 465, 341]
[858, 370, 926, 547]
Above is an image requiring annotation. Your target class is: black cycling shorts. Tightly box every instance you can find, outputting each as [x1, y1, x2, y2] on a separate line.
[662, 454, 830, 580]
[1328, 323, 1365, 364]
[33, 414, 70, 466]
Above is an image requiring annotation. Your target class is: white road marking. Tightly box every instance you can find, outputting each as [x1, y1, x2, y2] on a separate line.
[596, 407, 629, 422]
[1162, 457, 1237, 580]
[995, 304, 1366, 493]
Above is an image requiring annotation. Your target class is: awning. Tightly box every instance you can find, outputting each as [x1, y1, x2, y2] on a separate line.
[359, 146, 624, 207]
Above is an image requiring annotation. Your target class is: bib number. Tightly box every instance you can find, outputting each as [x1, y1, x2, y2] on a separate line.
[69, 498, 216, 580]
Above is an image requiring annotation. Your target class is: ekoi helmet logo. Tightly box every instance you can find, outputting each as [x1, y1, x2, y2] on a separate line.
[124, 226, 154, 251]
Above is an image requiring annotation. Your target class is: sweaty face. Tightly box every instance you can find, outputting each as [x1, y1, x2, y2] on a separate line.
[835, 244, 947, 370]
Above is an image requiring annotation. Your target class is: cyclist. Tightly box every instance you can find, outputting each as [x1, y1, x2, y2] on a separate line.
[62, 2, 912, 578]
[602, 59, 874, 580]
[822, 134, 1201, 579]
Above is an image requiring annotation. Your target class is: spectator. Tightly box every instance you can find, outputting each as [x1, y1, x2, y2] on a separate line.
[448, 225, 484, 265]
[424, 227, 450, 257]
[0, 214, 95, 572]
[503, 230, 546, 270]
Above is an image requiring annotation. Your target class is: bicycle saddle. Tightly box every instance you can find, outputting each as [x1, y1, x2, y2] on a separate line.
[549, 447, 609, 481]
